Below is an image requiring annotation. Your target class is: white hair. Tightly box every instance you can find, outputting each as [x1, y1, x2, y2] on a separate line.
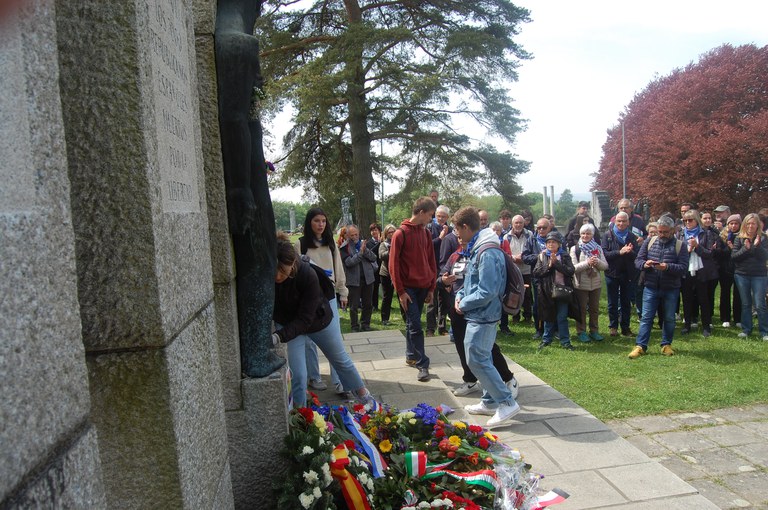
[579, 223, 595, 235]
[489, 221, 502, 230]
[436, 204, 450, 215]
[615, 211, 629, 221]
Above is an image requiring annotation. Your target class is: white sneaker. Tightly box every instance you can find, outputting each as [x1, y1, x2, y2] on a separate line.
[334, 382, 347, 395]
[308, 378, 327, 390]
[738, 332, 748, 338]
[464, 401, 497, 416]
[691, 322, 698, 328]
[453, 381, 481, 396]
[762, 335, 768, 342]
[722, 322, 730, 328]
[506, 376, 519, 400]
[486, 401, 521, 428]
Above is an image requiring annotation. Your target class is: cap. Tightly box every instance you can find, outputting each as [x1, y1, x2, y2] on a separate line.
[714, 205, 730, 212]
[727, 214, 742, 224]
[545, 232, 562, 243]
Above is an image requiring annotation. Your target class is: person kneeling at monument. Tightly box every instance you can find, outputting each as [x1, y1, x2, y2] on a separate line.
[273, 232, 376, 408]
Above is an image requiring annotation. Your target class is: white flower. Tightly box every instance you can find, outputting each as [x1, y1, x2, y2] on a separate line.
[418, 502, 431, 509]
[313, 486, 322, 498]
[358, 472, 369, 485]
[442, 499, 454, 508]
[366, 479, 374, 491]
[299, 493, 314, 509]
[318, 437, 325, 445]
[303, 470, 319, 484]
[321, 464, 332, 486]
[409, 418, 417, 425]
[301, 446, 314, 455]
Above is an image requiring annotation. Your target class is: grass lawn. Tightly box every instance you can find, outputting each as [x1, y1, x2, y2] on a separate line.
[336, 285, 768, 421]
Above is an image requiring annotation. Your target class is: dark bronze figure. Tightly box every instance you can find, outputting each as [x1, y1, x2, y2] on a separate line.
[215, 0, 285, 377]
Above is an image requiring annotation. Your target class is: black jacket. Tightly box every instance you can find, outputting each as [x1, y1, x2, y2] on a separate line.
[635, 236, 689, 290]
[273, 261, 333, 342]
[732, 234, 768, 277]
[602, 228, 639, 279]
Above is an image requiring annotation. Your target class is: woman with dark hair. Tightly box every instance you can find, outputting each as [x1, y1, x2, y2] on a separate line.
[296, 208, 348, 394]
[732, 213, 768, 340]
[274, 233, 375, 407]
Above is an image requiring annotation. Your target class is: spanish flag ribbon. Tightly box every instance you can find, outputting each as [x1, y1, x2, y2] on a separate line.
[330, 445, 371, 510]
[404, 451, 499, 491]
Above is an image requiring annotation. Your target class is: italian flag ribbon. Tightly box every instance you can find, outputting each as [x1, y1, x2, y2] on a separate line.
[532, 488, 569, 508]
[404, 451, 499, 491]
[330, 445, 371, 510]
[341, 408, 388, 478]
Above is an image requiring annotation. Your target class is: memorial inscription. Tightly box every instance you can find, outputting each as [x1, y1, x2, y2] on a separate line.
[148, 0, 199, 213]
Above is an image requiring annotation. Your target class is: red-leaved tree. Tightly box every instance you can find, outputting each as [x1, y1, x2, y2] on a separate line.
[593, 44, 768, 215]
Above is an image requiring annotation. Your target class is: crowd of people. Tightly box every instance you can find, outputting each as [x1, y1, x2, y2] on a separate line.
[271, 192, 768, 426]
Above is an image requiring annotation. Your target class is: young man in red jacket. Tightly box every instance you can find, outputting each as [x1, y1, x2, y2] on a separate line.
[389, 197, 437, 381]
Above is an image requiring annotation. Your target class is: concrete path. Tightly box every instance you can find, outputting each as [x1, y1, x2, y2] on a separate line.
[312, 329, 768, 509]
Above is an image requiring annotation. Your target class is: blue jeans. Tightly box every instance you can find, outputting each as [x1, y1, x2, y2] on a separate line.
[280, 315, 364, 407]
[404, 287, 430, 368]
[734, 274, 768, 336]
[543, 300, 570, 345]
[465, 321, 514, 407]
[636, 286, 679, 349]
[305, 299, 341, 386]
[606, 274, 631, 331]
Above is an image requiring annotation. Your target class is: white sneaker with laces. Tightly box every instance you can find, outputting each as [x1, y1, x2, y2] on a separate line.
[722, 322, 730, 328]
[486, 401, 521, 428]
[464, 401, 497, 416]
[506, 376, 519, 400]
[738, 332, 748, 338]
[453, 381, 480, 396]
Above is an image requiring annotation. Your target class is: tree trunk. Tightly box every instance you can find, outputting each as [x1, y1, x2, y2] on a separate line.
[343, 0, 376, 230]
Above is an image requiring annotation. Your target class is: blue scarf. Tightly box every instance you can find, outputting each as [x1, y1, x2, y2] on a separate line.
[354, 239, 362, 252]
[461, 231, 481, 257]
[612, 225, 629, 244]
[727, 231, 737, 243]
[545, 244, 567, 256]
[578, 239, 601, 256]
[684, 225, 701, 240]
[535, 233, 547, 252]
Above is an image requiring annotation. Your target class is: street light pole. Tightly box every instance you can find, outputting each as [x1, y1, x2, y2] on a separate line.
[380, 140, 385, 227]
[622, 121, 627, 199]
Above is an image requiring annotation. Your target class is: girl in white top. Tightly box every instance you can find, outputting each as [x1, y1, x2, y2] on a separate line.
[570, 223, 609, 343]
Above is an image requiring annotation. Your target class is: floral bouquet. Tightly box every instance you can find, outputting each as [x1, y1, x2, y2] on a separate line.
[275, 401, 567, 510]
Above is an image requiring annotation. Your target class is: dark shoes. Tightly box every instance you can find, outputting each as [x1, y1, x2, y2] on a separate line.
[562, 343, 575, 351]
[438, 328, 449, 335]
[417, 367, 430, 381]
[361, 325, 373, 331]
[621, 329, 634, 337]
[351, 325, 361, 332]
[702, 329, 711, 338]
[537, 341, 551, 351]
[426, 330, 435, 337]
[681, 327, 691, 335]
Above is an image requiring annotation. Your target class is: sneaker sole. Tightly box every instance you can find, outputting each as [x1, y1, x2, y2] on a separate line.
[464, 406, 496, 416]
[453, 385, 480, 396]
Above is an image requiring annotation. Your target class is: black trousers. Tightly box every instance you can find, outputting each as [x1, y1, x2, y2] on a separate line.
[681, 275, 712, 329]
[348, 281, 373, 329]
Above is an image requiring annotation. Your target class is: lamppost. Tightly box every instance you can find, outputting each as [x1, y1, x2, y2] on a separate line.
[622, 121, 627, 199]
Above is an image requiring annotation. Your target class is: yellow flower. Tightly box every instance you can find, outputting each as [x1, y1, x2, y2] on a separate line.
[484, 432, 497, 442]
[384, 417, 391, 424]
[409, 419, 417, 425]
[452, 421, 467, 429]
[313, 412, 326, 434]
[379, 439, 393, 453]
[448, 435, 462, 447]
[368, 426, 378, 441]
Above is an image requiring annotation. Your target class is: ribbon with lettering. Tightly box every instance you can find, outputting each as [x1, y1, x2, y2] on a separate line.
[341, 408, 388, 478]
[330, 444, 371, 510]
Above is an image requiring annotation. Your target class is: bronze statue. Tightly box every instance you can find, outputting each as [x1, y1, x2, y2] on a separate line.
[215, 0, 285, 377]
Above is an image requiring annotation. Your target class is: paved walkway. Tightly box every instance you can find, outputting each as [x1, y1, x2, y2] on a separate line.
[312, 330, 768, 509]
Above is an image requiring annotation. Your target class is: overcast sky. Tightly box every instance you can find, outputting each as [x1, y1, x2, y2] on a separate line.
[268, 1, 768, 202]
[509, 0, 768, 198]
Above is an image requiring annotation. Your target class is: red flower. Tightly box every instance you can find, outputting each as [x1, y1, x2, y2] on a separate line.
[435, 428, 446, 439]
[360, 415, 370, 426]
[353, 403, 365, 413]
[344, 439, 356, 451]
[478, 436, 489, 449]
[591, 249, 600, 256]
[468, 425, 483, 434]
[298, 407, 314, 424]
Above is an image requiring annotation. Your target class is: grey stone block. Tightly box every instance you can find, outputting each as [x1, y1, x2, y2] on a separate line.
[0, 1, 101, 503]
[537, 470, 628, 509]
[696, 424, 764, 447]
[535, 430, 650, 471]
[56, 0, 214, 351]
[545, 414, 611, 436]
[2, 426, 106, 509]
[214, 282, 242, 410]
[652, 430, 719, 453]
[227, 373, 290, 510]
[192, 0, 216, 35]
[88, 304, 230, 509]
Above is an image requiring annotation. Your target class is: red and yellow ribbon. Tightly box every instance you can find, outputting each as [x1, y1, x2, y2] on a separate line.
[330, 445, 371, 510]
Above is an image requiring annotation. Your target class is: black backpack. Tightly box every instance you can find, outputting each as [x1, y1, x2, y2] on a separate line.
[475, 245, 525, 316]
[300, 255, 336, 300]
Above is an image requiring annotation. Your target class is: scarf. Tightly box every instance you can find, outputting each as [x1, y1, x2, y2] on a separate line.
[354, 239, 362, 252]
[612, 225, 629, 244]
[535, 233, 548, 252]
[462, 231, 481, 257]
[727, 231, 737, 243]
[544, 245, 567, 257]
[578, 239, 601, 257]
[683, 225, 701, 240]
